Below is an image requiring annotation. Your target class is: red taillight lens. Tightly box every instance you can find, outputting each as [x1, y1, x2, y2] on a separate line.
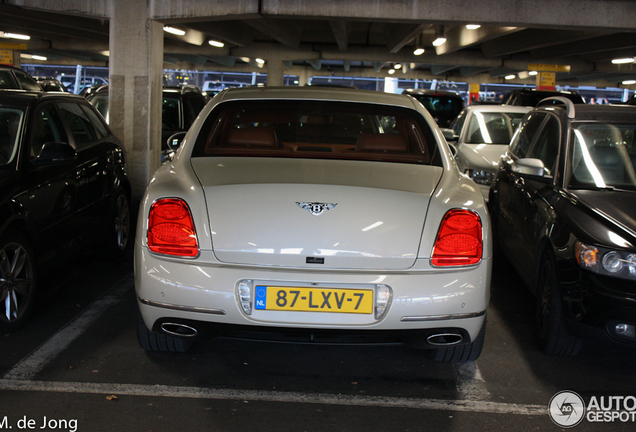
[431, 209, 482, 267]
[148, 198, 199, 257]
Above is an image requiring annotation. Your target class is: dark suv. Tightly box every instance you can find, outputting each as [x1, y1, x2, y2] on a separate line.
[402, 88, 464, 128]
[0, 90, 131, 331]
[502, 88, 585, 106]
[87, 85, 208, 160]
[0, 65, 42, 91]
[489, 97, 636, 355]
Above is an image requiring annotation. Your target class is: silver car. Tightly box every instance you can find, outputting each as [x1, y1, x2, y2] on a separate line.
[444, 105, 530, 200]
[135, 86, 491, 362]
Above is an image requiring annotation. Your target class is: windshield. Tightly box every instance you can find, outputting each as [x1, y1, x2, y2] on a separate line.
[465, 112, 526, 144]
[569, 122, 636, 190]
[0, 108, 24, 166]
[412, 94, 463, 117]
[192, 100, 438, 165]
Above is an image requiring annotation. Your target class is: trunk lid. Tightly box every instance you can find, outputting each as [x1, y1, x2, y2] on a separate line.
[191, 157, 443, 269]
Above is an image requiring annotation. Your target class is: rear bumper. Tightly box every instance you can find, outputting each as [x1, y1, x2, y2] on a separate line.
[135, 244, 491, 344]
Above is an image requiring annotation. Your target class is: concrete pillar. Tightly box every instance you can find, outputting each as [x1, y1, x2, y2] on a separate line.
[109, 0, 163, 202]
[266, 58, 284, 86]
[296, 67, 310, 86]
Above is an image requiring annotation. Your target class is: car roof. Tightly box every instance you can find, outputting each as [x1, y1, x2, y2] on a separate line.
[463, 104, 531, 114]
[556, 103, 636, 123]
[215, 86, 420, 109]
[402, 88, 462, 97]
[0, 90, 85, 106]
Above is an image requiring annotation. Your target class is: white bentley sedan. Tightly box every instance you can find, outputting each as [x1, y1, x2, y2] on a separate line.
[135, 86, 492, 362]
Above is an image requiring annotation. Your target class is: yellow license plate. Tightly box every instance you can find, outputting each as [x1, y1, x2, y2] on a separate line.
[254, 285, 373, 314]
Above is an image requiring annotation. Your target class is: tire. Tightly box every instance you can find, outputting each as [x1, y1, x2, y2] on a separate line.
[137, 307, 193, 353]
[536, 249, 582, 356]
[100, 187, 130, 259]
[0, 230, 37, 332]
[434, 318, 487, 363]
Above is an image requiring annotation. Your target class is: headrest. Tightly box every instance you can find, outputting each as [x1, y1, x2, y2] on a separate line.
[592, 146, 621, 166]
[226, 127, 278, 147]
[356, 133, 408, 152]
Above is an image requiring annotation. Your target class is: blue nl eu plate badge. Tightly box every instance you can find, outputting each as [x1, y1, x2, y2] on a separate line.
[254, 285, 267, 310]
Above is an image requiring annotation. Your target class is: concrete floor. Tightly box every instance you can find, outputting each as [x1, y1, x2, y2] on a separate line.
[2, 247, 636, 431]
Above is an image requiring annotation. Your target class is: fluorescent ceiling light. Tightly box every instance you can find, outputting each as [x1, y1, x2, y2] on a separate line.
[504, 74, 516, 80]
[394, 63, 402, 69]
[612, 57, 635, 64]
[413, 47, 425, 55]
[388, 69, 395, 74]
[466, 24, 481, 30]
[528, 71, 538, 76]
[1, 32, 30, 40]
[163, 26, 186, 36]
[432, 37, 446, 47]
[32, 55, 47, 61]
[255, 58, 265, 64]
[208, 40, 224, 48]
[623, 80, 636, 85]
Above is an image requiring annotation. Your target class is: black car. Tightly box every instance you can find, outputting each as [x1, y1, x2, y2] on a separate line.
[0, 65, 42, 91]
[402, 88, 464, 128]
[0, 91, 131, 331]
[87, 85, 208, 161]
[489, 97, 636, 355]
[502, 88, 585, 107]
[35, 77, 68, 92]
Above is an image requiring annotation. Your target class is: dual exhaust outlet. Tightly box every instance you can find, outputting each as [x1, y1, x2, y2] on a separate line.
[160, 322, 464, 346]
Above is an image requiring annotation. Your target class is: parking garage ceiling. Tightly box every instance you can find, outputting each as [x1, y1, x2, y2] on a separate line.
[3, 0, 636, 87]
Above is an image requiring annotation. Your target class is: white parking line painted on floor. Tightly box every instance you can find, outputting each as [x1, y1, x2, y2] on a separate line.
[0, 379, 546, 415]
[3, 274, 133, 381]
[454, 362, 491, 401]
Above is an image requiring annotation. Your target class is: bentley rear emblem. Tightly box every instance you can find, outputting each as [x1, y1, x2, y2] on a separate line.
[296, 202, 338, 216]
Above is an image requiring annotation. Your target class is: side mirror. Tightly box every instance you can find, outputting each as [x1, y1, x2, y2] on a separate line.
[441, 128, 459, 142]
[33, 142, 77, 167]
[167, 131, 187, 151]
[512, 158, 552, 182]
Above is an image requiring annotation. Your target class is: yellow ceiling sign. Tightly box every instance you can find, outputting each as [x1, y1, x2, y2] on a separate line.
[528, 64, 571, 73]
[0, 42, 27, 50]
[0, 50, 14, 65]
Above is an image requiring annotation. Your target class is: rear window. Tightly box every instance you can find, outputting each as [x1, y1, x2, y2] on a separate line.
[192, 100, 438, 165]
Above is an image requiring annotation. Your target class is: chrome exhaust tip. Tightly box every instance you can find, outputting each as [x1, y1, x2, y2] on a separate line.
[426, 333, 463, 346]
[160, 322, 198, 337]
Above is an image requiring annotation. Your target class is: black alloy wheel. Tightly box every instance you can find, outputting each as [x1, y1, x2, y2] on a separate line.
[0, 230, 36, 331]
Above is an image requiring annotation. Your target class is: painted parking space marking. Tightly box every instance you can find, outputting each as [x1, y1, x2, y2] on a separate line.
[2, 272, 538, 417]
[0, 379, 545, 415]
[454, 361, 491, 401]
[3, 274, 133, 381]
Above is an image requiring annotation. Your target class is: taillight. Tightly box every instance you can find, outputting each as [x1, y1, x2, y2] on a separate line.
[147, 198, 199, 257]
[431, 209, 482, 267]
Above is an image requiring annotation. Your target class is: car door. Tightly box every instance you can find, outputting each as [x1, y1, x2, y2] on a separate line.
[498, 112, 547, 224]
[57, 100, 113, 227]
[512, 114, 561, 276]
[496, 112, 548, 281]
[17, 100, 81, 257]
[506, 113, 561, 282]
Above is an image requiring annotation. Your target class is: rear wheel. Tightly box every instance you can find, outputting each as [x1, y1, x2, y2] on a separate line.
[536, 249, 582, 356]
[137, 307, 194, 353]
[100, 187, 130, 259]
[434, 318, 486, 362]
[0, 230, 36, 332]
